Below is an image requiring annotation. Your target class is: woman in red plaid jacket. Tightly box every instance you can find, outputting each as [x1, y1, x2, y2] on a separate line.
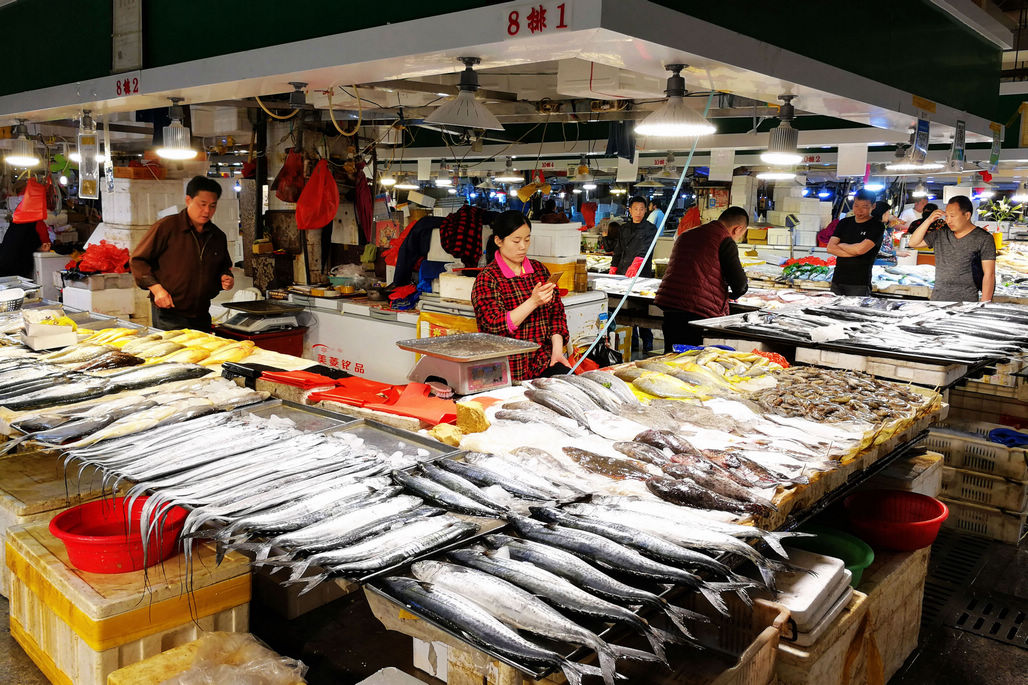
[472, 211, 570, 381]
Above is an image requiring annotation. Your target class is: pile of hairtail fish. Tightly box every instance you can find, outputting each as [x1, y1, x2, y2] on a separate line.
[0, 321, 949, 683]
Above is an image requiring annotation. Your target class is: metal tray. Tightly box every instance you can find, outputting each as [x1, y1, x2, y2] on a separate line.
[321, 417, 458, 462]
[223, 300, 305, 315]
[395, 333, 539, 362]
[235, 398, 360, 433]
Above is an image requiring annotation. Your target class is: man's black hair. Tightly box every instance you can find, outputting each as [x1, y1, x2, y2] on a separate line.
[718, 206, 750, 227]
[186, 175, 223, 199]
[854, 189, 876, 204]
[947, 195, 974, 215]
[628, 195, 647, 208]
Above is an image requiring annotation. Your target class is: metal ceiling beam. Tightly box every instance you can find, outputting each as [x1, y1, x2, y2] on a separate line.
[44, 119, 153, 135]
[357, 80, 519, 102]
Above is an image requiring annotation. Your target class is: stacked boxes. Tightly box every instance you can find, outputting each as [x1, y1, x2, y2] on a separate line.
[924, 421, 1028, 543]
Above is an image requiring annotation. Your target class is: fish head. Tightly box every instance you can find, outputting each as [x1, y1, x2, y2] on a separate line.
[409, 560, 446, 582]
[481, 533, 516, 549]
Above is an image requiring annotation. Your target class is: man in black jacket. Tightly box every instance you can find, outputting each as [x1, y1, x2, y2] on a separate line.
[612, 196, 659, 352]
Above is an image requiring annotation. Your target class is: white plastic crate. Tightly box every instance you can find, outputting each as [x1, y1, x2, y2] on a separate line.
[767, 228, 792, 246]
[939, 497, 1027, 543]
[62, 286, 135, 317]
[940, 466, 1028, 511]
[100, 179, 184, 226]
[925, 422, 1028, 480]
[527, 223, 583, 258]
[794, 229, 819, 246]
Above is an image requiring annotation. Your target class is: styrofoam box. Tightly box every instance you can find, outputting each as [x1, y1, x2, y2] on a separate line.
[62, 286, 135, 317]
[88, 223, 152, 251]
[800, 198, 822, 213]
[407, 191, 436, 208]
[794, 229, 819, 246]
[781, 197, 803, 213]
[795, 213, 821, 231]
[439, 273, 475, 302]
[768, 228, 792, 246]
[101, 179, 185, 226]
[767, 210, 789, 226]
[527, 223, 583, 258]
[189, 106, 252, 138]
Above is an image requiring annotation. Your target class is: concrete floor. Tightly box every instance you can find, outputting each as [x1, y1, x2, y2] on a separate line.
[1, 531, 1023, 684]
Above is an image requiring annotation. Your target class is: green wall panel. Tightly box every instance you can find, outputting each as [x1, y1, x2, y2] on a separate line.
[0, 0, 112, 97]
[655, 0, 1001, 121]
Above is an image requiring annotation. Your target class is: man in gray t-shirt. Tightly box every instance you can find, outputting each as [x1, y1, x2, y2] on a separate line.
[907, 195, 996, 302]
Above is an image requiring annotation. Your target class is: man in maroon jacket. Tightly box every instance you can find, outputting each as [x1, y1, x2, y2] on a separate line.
[654, 206, 750, 352]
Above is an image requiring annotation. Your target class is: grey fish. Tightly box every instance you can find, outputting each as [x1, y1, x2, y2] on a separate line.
[662, 463, 777, 512]
[0, 375, 76, 400]
[380, 576, 605, 685]
[494, 407, 584, 437]
[106, 363, 213, 391]
[669, 451, 759, 488]
[528, 508, 734, 578]
[1, 379, 112, 410]
[508, 516, 739, 615]
[437, 457, 556, 501]
[419, 462, 509, 512]
[560, 374, 624, 412]
[411, 560, 662, 685]
[634, 429, 698, 456]
[704, 450, 810, 487]
[581, 370, 640, 405]
[75, 351, 144, 372]
[524, 388, 589, 427]
[41, 344, 112, 364]
[486, 532, 709, 639]
[290, 517, 478, 588]
[448, 548, 681, 662]
[532, 377, 603, 412]
[392, 468, 505, 516]
[612, 366, 645, 382]
[33, 401, 159, 444]
[562, 446, 652, 481]
[615, 403, 681, 431]
[463, 453, 569, 500]
[613, 441, 672, 466]
[646, 476, 767, 516]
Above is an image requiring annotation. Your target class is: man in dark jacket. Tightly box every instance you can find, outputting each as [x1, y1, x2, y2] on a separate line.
[131, 176, 234, 332]
[613, 196, 659, 352]
[654, 206, 750, 352]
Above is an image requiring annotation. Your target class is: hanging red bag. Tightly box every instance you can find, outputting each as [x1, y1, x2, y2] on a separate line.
[271, 148, 305, 203]
[296, 159, 339, 230]
[12, 178, 48, 223]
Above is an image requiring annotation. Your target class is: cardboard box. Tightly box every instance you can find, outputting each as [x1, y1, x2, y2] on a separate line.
[747, 228, 768, 244]
[20, 330, 78, 350]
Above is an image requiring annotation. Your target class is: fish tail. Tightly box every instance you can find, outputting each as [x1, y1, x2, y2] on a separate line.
[765, 531, 814, 559]
[734, 587, 754, 606]
[289, 572, 328, 596]
[663, 599, 709, 626]
[698, 585, 731, 616]
[595, 646, 619, 685]
[638, 624, 669, 663]
[756, 562, 779, 593]
[0, 435, 26, 457]
[559, 659, 607, 685]
[607, 643, 665, 664]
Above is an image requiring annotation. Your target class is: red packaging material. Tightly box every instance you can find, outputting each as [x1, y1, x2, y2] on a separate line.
[295, 159, 339, 230]
[67, 240, 131, 273]
[271, 148, 305, 203]
[12, 178, 48, 223]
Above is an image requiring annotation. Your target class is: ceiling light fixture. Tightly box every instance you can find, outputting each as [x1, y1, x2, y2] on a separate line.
[447, 188, 457, 195]
[635, 176, 665, 188]
[424, 57, 504, 131]
[572, 155, 594, 183]
[69, 151, 107, 164]
[394, 175, 420, 190]
[761, 95, 802, 166]
[493, 157, 523, 183]
[756, 170, 797, 181]
[476, 178, 498, 190]
[156, 98, 198, 160]
[379, 173, 397, 187]
[582, 182, 597, 190]
[5, 119, 39, 167]
[635, 64, 716, 138]
[572, 188, 583, 194]
[885, 139, 943, 171]
[912, 182, 928, 198]
[611, 187, 627, 195]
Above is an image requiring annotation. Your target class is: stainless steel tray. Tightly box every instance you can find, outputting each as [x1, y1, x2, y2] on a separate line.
[321, 417, 458, 462]
[396, 332, 539, 362]
[235, 398, 360, 432]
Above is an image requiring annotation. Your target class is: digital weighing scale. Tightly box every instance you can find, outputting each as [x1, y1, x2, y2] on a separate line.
[395, 333, 540, 396]
[220, 300, 305, 334]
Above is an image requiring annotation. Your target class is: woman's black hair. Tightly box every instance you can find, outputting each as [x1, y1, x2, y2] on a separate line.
[486, 210, 531, 262]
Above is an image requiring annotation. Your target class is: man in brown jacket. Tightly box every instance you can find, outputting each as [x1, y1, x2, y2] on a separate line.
[131, 176, 234, 332]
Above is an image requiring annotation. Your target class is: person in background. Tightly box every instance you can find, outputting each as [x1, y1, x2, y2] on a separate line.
[538, 198, 569, 224]
[655, 206, 749, 351]
[872, 201, 899, 266]
[471, 211, 571, 380]
[602, 221, 621, 253]
[131, 176, 234, 332]
[612, 196, 659, 352]
[907, 195, 995, 302]
[898, 197, 928, 227]
[647, 199, 665, 228]
[826, 190, 885, 296]
[907, 203, 939, 233]
[0, 221, 48, 279]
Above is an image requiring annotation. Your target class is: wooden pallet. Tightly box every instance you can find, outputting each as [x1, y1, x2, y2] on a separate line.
[6, 523, 251, 685]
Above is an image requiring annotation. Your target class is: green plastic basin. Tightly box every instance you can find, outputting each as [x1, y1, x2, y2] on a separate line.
[789, 524, 875, 587]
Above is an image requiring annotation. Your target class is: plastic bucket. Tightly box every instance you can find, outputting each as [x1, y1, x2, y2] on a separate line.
[789, 524, 875, 587]
[844, 489, 949, 552]
[49, 497, 187, 574]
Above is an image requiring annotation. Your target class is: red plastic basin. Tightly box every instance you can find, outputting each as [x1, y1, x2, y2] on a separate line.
[844, 489, 949, 552]
[49, 497, 187, 574]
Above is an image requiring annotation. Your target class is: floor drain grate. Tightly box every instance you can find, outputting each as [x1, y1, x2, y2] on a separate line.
[948, 594, 1028, 649]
